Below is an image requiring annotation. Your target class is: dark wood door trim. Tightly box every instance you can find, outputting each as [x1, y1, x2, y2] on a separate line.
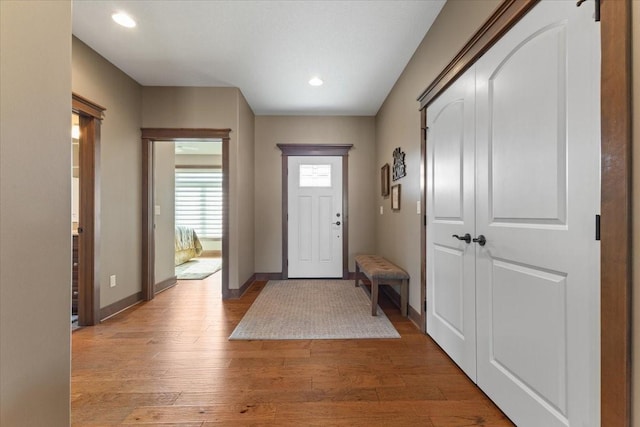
[417, 0, 539, 109]
[72, 93, 104, 326]
[277, 144, 353, 279]
[141, 137, 154, 301]
[417, 0, 632, 425]
[72, 94, 106, 120]
[141, 128, 231, 300]
[599, 1, 632, 424]
[419, 109, 427, 334]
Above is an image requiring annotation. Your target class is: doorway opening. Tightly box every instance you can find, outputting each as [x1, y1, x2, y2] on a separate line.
[71, 112, 80, 329]
[141, 129, 230, 300]
[155, 141, 223, 288]
[72, 93, 103, 327]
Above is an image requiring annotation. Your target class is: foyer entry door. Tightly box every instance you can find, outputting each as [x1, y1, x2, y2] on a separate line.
[287, 156, 343, 278]
[426, 2, 600, 426]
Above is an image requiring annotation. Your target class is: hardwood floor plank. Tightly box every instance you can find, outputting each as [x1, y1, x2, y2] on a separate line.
[72, 405, 137, 426]
[174, 387, 379, 406]
[311, 373, 406, 390]
[410, 401, 507, 417]
[430, 414, 514, 427]
[71, 274, 510, 425]
[122, 404, 277, 424]
[260, 340, 312, 350]
[202, 416, 435, 427]
[375, 384, 446, 401]
[273, 400, 417, 419]
[72, 392, 180, 407]
[401, 373, 492, 401]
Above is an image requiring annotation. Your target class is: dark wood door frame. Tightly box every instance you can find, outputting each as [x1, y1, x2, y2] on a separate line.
[72, 93, 104, 326]
[141, 128, 231, 300]
[277, 144, 353, 279]
[417, 0, 632, 425]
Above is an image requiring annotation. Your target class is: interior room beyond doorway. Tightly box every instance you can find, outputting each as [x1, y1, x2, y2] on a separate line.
[154, 140, 224, 293]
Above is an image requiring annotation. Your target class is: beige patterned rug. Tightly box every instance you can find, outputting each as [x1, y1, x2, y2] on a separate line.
[229, 280, 400, 340]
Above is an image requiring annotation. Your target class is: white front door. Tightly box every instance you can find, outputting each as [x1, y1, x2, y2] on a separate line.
[288, 156, 343, 278]
[475, 2, 600, 426]
[426, 68, 477, 380]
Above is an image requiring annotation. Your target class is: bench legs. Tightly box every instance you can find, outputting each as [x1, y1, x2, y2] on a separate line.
[370, 279, 408, 317]
[371, 278, 379, 316]
[400, 279, 408, 317]
[354, 263, 408, 317]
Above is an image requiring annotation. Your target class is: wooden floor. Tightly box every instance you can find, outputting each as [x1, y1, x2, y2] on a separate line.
[71, 273, 513, 426]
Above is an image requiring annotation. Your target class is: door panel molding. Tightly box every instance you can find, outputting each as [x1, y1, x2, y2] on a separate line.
[425, 68, 477, 380]
[418, 0, 632, 424]
[72, 93, 104, 326]
[277, 144, 353, 279]
[141, 128, 231, 300]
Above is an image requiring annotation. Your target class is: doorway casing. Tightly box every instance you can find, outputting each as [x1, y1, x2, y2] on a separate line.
[277, 144, 353, 279]
[141, 128, 231, 300]
[72, 93, 103, 326]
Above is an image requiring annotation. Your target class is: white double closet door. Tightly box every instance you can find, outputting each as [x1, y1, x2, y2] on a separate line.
[426, 2, 600, 426]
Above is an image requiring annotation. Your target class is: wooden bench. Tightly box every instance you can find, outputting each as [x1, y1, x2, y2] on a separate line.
[354, 255, 409, 317]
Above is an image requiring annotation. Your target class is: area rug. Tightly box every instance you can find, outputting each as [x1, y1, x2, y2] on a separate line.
[175, 258, 222, 280]
[229, 280, 400, 340]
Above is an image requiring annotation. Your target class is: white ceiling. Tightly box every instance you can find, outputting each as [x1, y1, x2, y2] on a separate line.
[72, 0, 445, 116]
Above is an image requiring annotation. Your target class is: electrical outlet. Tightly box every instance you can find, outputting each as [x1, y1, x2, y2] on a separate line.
[110, 275, 117, 288]
[417, 201, 421, 215]
[379, 206, 384, 215]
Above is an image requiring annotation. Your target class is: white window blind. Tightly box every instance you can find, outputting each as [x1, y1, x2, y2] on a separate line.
[175, 168, 222, 239]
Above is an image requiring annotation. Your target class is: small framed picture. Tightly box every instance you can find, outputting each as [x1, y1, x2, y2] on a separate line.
[381, 164, 390, 197]
[391, 184, 401, 210]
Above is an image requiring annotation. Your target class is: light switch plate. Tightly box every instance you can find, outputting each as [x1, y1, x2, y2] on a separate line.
[379, 206, 384, 215]
[417, 201, 421, 215]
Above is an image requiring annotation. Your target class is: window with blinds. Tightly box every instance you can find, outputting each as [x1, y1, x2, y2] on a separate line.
[174, 168, 222, 239]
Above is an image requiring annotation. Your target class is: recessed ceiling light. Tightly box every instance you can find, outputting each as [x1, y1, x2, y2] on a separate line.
[112, 12, 136, 28]
[309, 77, 323, 87]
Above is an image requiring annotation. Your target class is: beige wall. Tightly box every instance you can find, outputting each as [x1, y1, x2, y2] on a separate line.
[237, 93, 256, 286]
[632, 2, 640, 425]
[254, 116, 377, 273]
[142, 87, 237, 129]
[142, 87, 255, 291]
[154, 141, 176, 283]
[72, 37, 143, 307]
[375, 0, 501, 311]
[0, 1, 72, 425]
